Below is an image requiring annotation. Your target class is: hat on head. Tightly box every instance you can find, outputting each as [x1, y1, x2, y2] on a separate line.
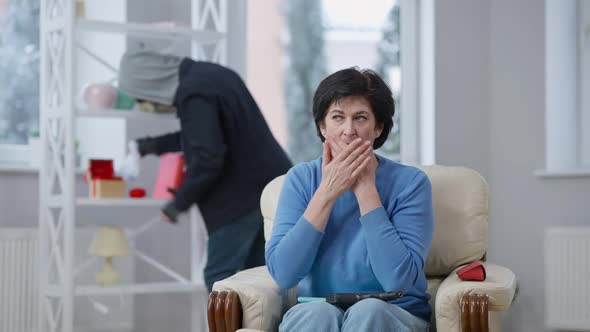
[118, 51, 182, 106]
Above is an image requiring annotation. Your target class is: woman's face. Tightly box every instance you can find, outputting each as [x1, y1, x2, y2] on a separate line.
[320, 96, 383, 148]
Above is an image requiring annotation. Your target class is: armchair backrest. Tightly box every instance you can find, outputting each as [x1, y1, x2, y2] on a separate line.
[260, 165, 488, 278]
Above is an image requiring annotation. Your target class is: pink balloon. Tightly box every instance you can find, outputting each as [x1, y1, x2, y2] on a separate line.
[83, 83, 117, 109]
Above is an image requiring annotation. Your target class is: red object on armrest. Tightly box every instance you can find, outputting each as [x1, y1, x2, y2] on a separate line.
[456, 261, 486, 281]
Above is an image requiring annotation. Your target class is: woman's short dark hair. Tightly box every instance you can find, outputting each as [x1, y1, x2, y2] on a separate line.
[312, 67, 394, 149]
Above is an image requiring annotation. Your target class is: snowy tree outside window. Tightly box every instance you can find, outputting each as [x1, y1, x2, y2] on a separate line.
[0, 0, 40, 145]
[282, 0, 327, 164]
[282, 0, 401, 163]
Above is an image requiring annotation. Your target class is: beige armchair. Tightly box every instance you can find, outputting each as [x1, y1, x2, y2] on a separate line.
[208, 166, 517, 332]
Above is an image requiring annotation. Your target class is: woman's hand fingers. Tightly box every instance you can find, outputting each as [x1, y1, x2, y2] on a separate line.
[327, 137, 345, 157]
[351, 154, 373, 178]
[343, 140, 372, 165]
[322, 142, 332, 168]
[347, 147, 373, 172]
[333, 138, 364, 162]
[320, 138, 375, 199]
[326, 138, 372, 175]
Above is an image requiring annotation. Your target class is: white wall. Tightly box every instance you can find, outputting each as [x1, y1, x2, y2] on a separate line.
[246, 0, 288, 147]
[489, 1, 590, 330]
[435, 1, 590, 331]
[433, 0, 490, 177]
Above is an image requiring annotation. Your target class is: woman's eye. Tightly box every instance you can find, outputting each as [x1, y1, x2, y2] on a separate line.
[355, 116, 367, 121]
[332, 115, 343, 120]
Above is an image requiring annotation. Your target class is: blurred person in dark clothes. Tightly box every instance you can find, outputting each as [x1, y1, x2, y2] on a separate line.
[118, 51, 292, 290]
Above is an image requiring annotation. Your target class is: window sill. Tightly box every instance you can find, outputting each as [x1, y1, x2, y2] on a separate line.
[0, 163, 86, 175]
[0, 163, 39, 174]
[534, 168, 590, 179]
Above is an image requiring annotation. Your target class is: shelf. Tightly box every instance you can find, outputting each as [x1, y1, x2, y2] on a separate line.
[534, 168, 590, 178]
[0, 162, 38, 173]
[46, 282, 205, 297]
[76, 282, 204, 296]
[76, 19, 224, 44]
[77, 198, 167, 207]
[77, 108, 176, 119]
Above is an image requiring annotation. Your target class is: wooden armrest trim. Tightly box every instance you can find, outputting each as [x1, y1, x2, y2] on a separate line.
[208, 292, 218, 331]
[461, 293, 489, 332]
[208, 291, 243, 332]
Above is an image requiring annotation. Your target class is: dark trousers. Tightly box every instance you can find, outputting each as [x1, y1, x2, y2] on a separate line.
[204, 208, 266, 291]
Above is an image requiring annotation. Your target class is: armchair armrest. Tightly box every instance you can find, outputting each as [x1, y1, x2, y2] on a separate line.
[435, 262, 517, 332]
[210, 266, 292, 332]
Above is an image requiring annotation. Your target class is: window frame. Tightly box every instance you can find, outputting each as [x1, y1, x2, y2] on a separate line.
[580, 0, 590, 168]
[0, 143, 32, 165]
[399, 0, 434, 165]
[537, 0, 590, 178]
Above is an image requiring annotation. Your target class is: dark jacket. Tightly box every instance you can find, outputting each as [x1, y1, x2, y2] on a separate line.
[147, 59, 292, 233]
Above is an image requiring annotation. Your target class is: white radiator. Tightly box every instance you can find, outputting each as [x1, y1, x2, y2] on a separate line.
[545, 227, 590, 330]
[0, 229, 38, 332]
[0, 228, 134, 332]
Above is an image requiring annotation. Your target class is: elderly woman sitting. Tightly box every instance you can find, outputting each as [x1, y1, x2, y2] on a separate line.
[265, 68, 434, 332]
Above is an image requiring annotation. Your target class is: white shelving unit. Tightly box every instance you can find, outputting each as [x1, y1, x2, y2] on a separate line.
[38, 1, 228, 331]
[76, 197, 167, 207]
[77, 108, 176, 119]
[76, 19, 224, 43]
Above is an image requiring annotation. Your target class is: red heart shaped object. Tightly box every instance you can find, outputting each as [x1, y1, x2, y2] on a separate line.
[456, 261, 486, 281]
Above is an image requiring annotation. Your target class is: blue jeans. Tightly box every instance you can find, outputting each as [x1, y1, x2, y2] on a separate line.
[204, 209, 265, 290]
[279, 299, 430, 332]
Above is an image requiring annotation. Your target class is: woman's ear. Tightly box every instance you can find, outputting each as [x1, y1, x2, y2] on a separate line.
[374, 124, 383, 138]
[319, 122, 326, 137]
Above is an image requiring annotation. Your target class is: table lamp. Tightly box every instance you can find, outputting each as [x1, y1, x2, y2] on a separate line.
[89, 226, 129, 285]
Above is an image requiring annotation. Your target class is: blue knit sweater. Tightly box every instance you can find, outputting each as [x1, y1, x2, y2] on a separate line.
[265, 155, 434, 322]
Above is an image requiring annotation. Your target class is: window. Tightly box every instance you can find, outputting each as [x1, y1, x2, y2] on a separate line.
[323, 0, 401, 161]
[282, 0, 403, 164]
[0, 0, 128, 168]
[0, 0, 40, 164]
[540, 0, 590, 177]
[580, 0, 590, 168]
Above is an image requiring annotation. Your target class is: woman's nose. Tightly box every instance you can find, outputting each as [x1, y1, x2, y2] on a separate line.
[342, 120, 356, 136]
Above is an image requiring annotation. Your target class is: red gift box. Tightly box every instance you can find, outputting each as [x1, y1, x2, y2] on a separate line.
[86, 159, 125, 198]
[90, 179, 125, 198]
[456, 261, 486, 281]
[85, 159, 122, 182]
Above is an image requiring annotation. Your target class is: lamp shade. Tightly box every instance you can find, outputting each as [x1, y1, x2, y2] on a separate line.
[89, 226, 129, 257]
